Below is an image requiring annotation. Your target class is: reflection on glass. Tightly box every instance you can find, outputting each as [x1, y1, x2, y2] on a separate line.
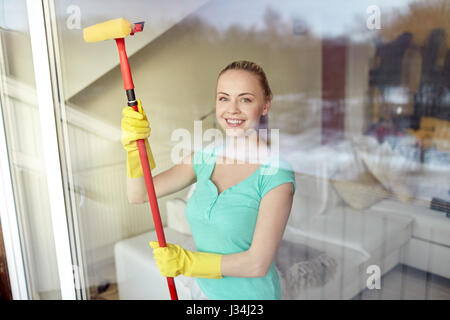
[0, 0, 61, 299]
[48, 0, 449, 299]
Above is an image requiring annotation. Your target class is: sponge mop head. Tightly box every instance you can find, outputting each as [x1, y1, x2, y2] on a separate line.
[83, 18, 132, 42]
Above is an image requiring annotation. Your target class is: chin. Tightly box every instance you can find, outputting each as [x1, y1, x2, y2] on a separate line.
[224, 128, 245, 137]
[226, 128, 260, 139]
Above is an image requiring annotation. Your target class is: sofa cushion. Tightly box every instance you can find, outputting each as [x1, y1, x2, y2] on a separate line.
[166, 198, 192, 236]
[355, 135, 418, 203]
[288, 172, 343, 228]
[331, 168, 390, 210]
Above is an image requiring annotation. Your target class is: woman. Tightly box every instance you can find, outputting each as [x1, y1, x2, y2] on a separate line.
[121, 60, 296, 300]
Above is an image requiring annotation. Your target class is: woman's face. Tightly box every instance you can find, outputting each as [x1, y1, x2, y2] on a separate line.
[216, 70, 270, 137]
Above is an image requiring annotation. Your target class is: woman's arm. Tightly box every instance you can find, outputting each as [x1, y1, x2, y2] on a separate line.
[127, 152, 196, 203]
[220, 182, 294, 277]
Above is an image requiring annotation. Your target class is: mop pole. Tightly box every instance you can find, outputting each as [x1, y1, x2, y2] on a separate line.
[83, 18, 178, 300]
[115, 37, 178, 301]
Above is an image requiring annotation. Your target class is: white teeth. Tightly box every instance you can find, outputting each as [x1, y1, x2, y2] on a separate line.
[226, 119, 244, 124]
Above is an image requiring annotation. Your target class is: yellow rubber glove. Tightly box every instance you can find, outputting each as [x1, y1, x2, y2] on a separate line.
[121, 99, 156, 178]
[149, 241, 222, 279]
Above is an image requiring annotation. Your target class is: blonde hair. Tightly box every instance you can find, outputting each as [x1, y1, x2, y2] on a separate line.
[218, 60, 273, 102]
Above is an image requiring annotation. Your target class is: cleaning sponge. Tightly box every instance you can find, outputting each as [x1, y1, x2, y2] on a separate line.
[83, 18, 132, 42]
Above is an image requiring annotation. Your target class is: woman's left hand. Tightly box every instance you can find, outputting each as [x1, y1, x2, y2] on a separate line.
[149, 241, 222, 279]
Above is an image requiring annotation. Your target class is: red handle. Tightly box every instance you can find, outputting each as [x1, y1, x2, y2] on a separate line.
[117, 37, 178, 300]
[135, 137, 178, 301]
[115, 38, 134, 91]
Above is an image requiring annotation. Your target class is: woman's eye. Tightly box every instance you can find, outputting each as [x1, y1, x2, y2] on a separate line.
[219, 97, 227, 101]
[242, 98, 252, 103]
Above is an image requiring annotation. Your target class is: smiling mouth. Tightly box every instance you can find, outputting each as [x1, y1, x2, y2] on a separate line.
[225, 118, 245, 126]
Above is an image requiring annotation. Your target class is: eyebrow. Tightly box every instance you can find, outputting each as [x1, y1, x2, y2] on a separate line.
[217, 92, 255, 97]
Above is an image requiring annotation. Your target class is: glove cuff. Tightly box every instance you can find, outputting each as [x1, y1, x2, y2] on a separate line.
[184, 251, 223, 279]
[126, 140, 156, 178]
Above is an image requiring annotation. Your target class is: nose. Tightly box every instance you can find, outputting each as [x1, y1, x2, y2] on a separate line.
[227, 99, 240, 114]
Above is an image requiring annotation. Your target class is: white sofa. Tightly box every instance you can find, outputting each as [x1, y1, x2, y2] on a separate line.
[114, 182, 417, 300]
[114, 136, 450, 300]
[114, 227, 196, 300]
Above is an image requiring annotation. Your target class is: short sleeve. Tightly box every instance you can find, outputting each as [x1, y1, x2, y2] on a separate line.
[259, 158, 296, 199]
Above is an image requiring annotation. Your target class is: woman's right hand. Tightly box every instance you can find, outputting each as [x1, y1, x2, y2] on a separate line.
[121, 99, 156, 178]
[121, 99, 151, 146]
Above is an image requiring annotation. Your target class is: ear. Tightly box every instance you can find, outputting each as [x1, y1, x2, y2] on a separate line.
[262, 99, 271, 116]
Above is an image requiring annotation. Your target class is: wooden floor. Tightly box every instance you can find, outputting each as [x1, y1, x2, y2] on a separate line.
[90, 283, 119, 300]
[90, 264, 450, 300]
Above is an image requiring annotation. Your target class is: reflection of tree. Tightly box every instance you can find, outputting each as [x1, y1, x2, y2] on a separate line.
[366, 0, 449, 156]
[183, 5, 316, 134]
[189, 5, 314, 47]
[262, 6, 285, 38]
[415, 28, 448, 120]
[380, 0, 449, 47]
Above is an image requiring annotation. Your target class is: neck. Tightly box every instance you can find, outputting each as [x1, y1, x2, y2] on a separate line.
[219, 133, 270, 164]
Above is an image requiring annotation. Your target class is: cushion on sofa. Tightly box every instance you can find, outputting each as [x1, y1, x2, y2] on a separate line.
[166, 198, 192, 236]
[288, 172, 343, 228]
[354, 136, 418, 203]
[331, 167, 390, 210]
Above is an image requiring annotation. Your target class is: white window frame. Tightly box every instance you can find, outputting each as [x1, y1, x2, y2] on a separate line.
[25, 0, 76, 300]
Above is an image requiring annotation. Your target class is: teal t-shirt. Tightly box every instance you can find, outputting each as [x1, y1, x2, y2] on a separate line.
[185, 144, 296, 300]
